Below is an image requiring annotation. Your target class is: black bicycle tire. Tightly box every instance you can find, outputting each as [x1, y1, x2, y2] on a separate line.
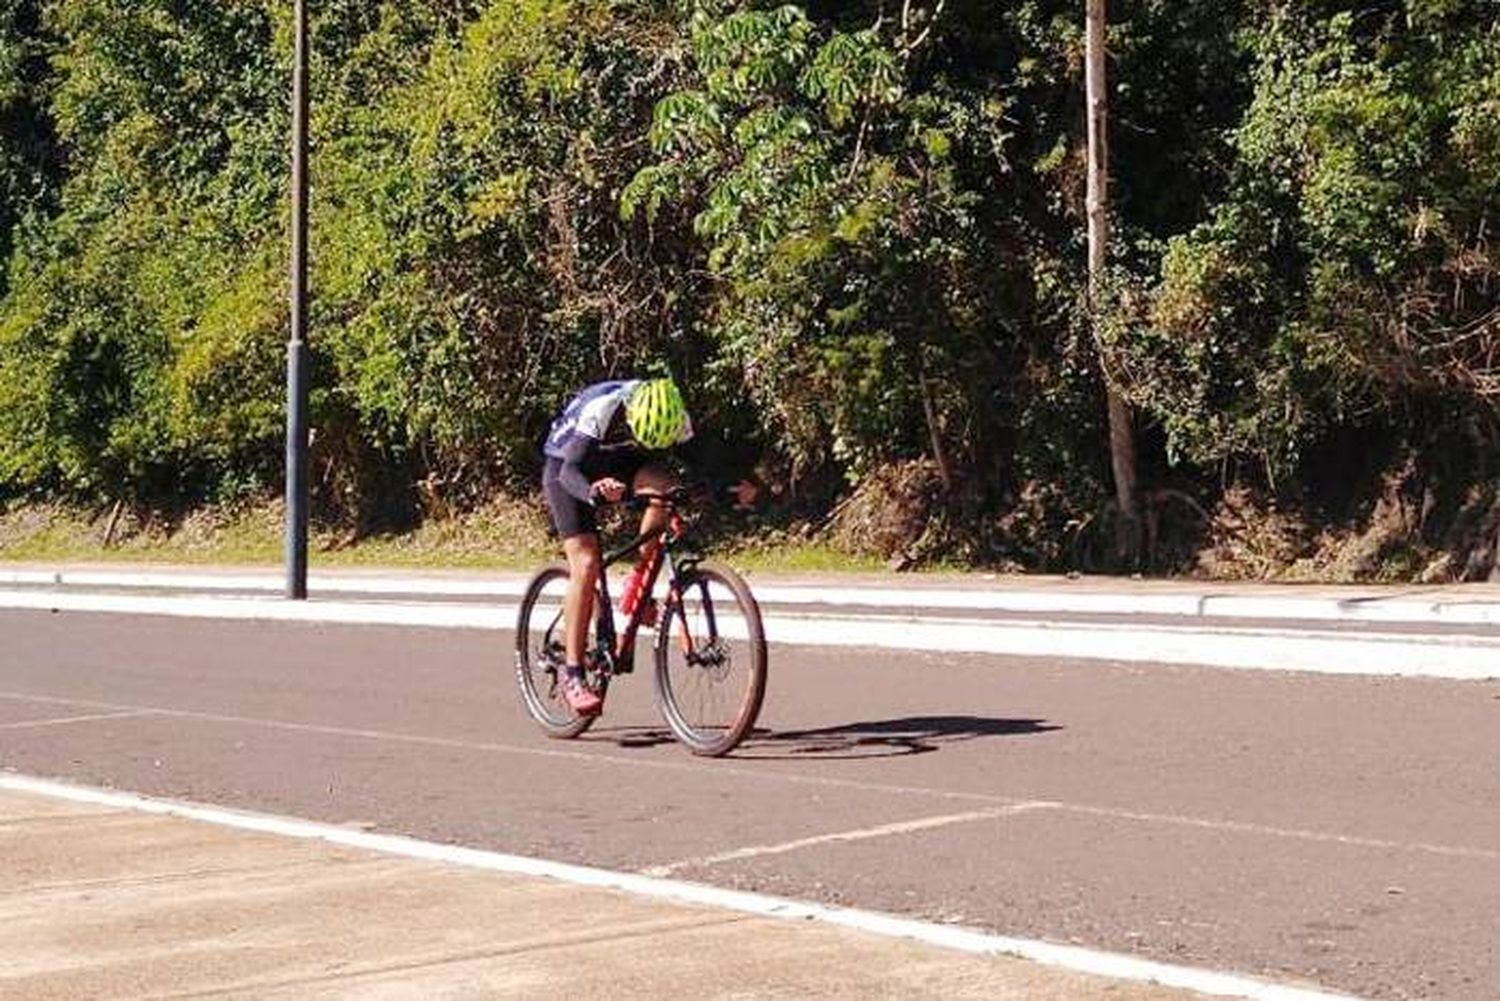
[653, 561, 767, 757]
[515, 564, 597, 740]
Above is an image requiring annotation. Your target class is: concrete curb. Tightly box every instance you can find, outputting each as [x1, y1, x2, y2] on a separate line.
[5, 566, 1500, 626]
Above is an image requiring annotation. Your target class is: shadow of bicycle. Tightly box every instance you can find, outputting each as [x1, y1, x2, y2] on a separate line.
[739, 715, 1062, 759]
[590, 715, 1061, 759]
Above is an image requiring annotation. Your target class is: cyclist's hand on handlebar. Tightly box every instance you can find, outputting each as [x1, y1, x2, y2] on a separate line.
[592, 478, 628, 504]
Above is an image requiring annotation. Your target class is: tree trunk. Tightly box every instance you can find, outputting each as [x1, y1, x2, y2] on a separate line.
[919, 357, 954, 493]
[1086, 0, 1141, 567]
[1489, 505, 1500, 582]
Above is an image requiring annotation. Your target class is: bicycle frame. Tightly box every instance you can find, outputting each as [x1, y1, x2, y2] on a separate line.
[591, 502, 694, 674]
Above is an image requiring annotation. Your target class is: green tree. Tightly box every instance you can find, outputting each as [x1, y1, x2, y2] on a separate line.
[0, 1, 285, 501]
[3, 0, 1494, 575]
[1137, 1, 1500, 480]
[625, 3, 1007, 487]
[0, 0, 56, 296]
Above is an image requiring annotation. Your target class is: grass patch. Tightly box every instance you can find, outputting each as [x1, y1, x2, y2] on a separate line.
[0, 499, 890, 575]
[721, 540, 887, 574]
[0, 504, 271, 564]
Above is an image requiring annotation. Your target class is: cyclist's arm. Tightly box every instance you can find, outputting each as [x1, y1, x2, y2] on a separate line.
[553, 435, 603, 504]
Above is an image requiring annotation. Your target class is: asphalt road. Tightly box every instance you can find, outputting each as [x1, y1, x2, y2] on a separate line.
[2, 609, 1497, 1000]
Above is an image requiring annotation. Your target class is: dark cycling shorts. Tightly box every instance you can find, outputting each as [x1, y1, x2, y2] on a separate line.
[542, 455, 646, 539]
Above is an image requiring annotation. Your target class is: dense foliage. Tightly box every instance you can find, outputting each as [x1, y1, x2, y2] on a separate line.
[1, 1, 1496, 574]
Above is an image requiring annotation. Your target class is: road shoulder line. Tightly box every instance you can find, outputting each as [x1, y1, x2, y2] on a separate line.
[0, 589, 1496, 680]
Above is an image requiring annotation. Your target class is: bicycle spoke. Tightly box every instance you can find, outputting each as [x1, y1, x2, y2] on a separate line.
[654, 564, 766, 757]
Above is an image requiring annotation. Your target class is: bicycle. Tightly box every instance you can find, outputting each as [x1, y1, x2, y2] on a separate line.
[514, 486, 768, 757]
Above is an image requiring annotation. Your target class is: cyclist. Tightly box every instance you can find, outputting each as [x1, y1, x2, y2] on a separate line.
[542, 377, 753, 716]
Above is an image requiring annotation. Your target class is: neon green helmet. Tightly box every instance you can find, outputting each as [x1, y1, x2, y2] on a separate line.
[626, 378, 688, 449]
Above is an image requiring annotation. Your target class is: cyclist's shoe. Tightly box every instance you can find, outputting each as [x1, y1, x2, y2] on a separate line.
[559, 669, 603, 717]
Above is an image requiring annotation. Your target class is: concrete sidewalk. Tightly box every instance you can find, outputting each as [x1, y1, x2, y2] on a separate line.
[5, 559, 1500, 682]
[9, 558, 1500, 596]
[6, 560, 1500, 621]
[0, 786, 1241, 1001]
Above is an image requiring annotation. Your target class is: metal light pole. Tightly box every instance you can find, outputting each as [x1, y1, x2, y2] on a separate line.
[286, 0, 311, 599]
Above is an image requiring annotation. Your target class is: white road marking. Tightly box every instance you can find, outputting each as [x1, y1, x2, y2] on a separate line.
[642, 803, 1055, 876]
[760, 612, 1500, 680]
[0, 710, 152, 731]
[1062, 804, 1500, 862]
[0, 589, 507, 628]
[0, 589, 1497, 680]
[0, 569, 517, 596]
[0, 773, 1362, 1001]
[5, 566, 1500, 626]
[2, 688, 1495, 864]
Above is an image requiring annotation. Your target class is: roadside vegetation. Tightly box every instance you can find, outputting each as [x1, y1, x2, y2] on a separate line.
[0, 497, 891, 573]
[2, 1, 1497, 580]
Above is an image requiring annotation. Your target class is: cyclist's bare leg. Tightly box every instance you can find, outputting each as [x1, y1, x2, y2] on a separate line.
[561, 533, 602, 667]
[632, 464, 677, 548]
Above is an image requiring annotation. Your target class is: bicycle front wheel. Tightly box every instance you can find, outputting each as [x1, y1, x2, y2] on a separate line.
[515, 564, 597, 740]
[654, 562, 767, 757]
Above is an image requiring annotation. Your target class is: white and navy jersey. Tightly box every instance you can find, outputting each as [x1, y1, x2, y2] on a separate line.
[543, 380, 639, 460]
[543, 380, 693, 461]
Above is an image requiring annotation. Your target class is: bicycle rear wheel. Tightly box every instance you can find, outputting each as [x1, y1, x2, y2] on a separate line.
[515, 564, 597, 739]
[654, 561, 767, 757]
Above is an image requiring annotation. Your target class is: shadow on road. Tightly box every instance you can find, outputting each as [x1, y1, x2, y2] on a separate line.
[589, 716, 1062, 759]
[741, 716, 1063, 759]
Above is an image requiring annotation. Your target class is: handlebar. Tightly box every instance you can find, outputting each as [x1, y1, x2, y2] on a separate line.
[624, 483, 708, 511]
